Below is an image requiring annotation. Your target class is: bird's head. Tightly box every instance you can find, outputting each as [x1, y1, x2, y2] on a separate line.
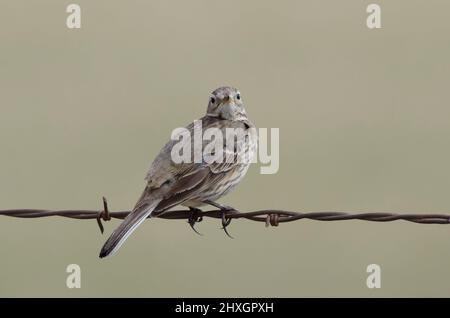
[206, 86, 247, 121]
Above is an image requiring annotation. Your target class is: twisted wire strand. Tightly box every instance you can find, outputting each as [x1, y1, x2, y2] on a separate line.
[1, 197, 449, 235]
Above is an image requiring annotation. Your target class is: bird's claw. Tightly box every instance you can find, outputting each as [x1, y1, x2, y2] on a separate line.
[221, 211, 233, 239]
[201, 200, 235, 238]
[188, 208, 204, 236]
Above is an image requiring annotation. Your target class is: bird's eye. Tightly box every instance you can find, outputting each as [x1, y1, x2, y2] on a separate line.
[236, 94, 241, 100]
[210, 97, 216, 104]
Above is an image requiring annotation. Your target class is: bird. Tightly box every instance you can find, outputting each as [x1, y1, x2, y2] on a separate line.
[99, 86, 257, 258]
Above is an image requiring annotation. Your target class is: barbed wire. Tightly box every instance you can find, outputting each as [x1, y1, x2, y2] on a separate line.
[1, 197, 449, 237]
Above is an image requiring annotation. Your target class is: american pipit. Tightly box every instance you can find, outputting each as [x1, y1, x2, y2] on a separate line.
[99, 86, 257, 258]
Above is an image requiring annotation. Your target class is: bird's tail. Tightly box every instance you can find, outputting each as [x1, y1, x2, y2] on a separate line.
[99, 198, 162, 258]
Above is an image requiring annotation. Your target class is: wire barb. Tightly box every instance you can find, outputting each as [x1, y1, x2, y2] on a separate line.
[96, 197, 111, 234]
[266, 214, 279, 227]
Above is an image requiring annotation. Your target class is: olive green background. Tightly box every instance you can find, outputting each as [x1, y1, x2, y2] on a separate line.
[1, 0, 450, 297]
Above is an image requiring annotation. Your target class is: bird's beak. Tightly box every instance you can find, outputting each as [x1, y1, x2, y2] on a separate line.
[222, 95, 233, 105]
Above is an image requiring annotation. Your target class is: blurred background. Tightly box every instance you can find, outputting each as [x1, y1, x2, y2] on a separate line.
[1, 0, 450, 297]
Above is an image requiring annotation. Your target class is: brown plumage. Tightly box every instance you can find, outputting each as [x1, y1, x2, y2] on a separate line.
[99, 86, 257, 258]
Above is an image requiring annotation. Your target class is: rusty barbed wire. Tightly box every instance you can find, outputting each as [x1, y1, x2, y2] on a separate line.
[0, 197, 449, 235]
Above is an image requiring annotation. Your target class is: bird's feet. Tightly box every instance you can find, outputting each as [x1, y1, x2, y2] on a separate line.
[220, 211, 233, 239]
[188, 207, 204, 236]
[202, 200, 235, 239]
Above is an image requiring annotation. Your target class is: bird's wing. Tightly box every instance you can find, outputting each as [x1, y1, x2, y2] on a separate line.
[138, 166, 210, 213]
